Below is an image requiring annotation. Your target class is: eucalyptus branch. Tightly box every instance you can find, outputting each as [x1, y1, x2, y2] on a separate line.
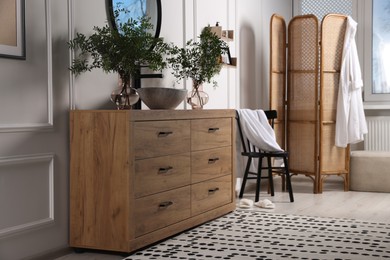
[68, 13, 169, 82]
[166, 26, 228, 88]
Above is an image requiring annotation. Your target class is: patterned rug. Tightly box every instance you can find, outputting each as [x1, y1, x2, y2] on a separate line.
[125, 210, 390, 259]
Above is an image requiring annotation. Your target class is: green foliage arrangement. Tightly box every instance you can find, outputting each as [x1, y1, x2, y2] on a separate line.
[167, 26, 228, 89]
[68, 14, 169, 88]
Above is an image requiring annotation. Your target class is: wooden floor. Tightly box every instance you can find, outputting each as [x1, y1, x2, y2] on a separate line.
[246, 174, 390, 223]
[55, 175, 390, 260]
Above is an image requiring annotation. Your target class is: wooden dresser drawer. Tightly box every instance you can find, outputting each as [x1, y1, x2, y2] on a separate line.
[134, 120, 190, 159]
[191, 118, 232, 151]
[191, 147, 232, 183]
[191, 175, 232, 216]
[70, 110, 236, 253]
[134, 186, 191, 237]
[135, 153, 191, 198]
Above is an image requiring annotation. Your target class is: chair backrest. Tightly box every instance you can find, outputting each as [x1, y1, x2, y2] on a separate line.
[236, 110, 278, 153]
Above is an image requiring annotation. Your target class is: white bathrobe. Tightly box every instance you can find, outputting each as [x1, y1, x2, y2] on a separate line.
[335, 16, 368, 148]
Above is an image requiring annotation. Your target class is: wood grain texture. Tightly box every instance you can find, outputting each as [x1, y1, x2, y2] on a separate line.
[191, 175, 233, 216]
[191, 147, 232, 183]
[135, 153, 191, 198]
[191, 118, 232, 151]
[130, 109, 235, 121]
[134, 120, 190, 159]
[69, 109, 236, 253]
[134, 187, 191, 237]
[70, 111, 131, 252]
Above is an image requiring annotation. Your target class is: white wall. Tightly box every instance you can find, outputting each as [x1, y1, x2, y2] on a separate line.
[0, 0, 70, 259]
[236, 0, 292, 109]
[71, 0, 292, 111]
[71, 0, 238, 110]
[234, 0, 292, 181]
[0, 1, 292, 259]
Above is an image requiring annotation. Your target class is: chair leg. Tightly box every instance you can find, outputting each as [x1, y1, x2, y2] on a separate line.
[255, 157, 263, 202]
[239, 157, 252, 198]
[267, 157, 275, 196]
[283, 156, 294, 202]
[281, 174, 286, 191]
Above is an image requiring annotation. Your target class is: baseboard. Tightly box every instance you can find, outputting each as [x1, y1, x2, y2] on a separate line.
[23, 247, 73, 260]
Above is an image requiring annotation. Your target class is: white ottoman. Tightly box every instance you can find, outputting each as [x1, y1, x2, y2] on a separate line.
[350, 151, 390, 192]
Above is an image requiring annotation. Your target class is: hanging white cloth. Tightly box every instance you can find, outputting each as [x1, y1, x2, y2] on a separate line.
[237, 109, 283, 152]
[335, 16, 368, 148]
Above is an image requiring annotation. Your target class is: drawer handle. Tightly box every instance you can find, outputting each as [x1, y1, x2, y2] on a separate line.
[208, 127, 220, 133]
[158, 166, 173, 174]
[159, 201, 173, 208]
[208, 188, 220, 194]
[208, 157, 220, 164]
[158, 131, 173, 137]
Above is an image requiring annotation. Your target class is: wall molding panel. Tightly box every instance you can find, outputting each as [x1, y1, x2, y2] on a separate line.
[0, 0, 54, 133]
[0, 153, 55, 238]
[68, 0, 76, 110]
[0, 123, 54, 133]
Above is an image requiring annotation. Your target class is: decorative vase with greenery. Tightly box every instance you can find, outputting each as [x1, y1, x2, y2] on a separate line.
[68, 11, 169, 109]
[167, 26, 228, 109]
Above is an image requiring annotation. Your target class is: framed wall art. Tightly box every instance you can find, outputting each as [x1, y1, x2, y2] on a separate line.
[221, 47, 232, 65]
[0, 0, 25, 59]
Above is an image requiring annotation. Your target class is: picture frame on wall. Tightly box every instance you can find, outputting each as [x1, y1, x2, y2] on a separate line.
[221, 47, 232, 65]
[0, 0, 26, 59]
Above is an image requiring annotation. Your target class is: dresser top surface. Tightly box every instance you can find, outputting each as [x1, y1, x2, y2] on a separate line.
[70, 109, 236, 121]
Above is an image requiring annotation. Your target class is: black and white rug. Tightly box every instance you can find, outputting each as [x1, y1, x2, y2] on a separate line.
[125, 210, 390, 259]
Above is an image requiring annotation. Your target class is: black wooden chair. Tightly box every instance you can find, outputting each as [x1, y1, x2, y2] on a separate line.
[236, 110, 294, 202]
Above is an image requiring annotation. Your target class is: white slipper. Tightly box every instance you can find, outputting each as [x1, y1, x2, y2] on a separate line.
[239, 198, 254, 208]
[254, 199, 275, 209]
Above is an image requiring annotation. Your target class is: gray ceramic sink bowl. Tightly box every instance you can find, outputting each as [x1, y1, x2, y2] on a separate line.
[135, 87, 188, 110]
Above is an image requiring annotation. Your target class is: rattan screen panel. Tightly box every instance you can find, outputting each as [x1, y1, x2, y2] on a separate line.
[321, 73, 340, 122]
[273, 124, 284, 149]
[288, 73, 317, 121]
[270, 14, 287, 149]
[270, 15, 286, 72]
[288, 122, 316, 174]
[269, 13, 349, 193]
[270, 74, 285, 111]
[287, 14, 318, 122]
[288, 15, 319, 71]
[321, 14, 346, 72]
[287, 15, 319, 188]
[320, 123, 348, 173]
[320, 14, 349, 180]
[320, 14, 346, 123]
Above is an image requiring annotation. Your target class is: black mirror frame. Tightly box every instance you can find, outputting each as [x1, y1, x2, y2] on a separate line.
[106, 0, 162, 39]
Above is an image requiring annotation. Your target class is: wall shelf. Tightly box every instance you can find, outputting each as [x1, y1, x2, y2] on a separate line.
[210, 26, 236, 67]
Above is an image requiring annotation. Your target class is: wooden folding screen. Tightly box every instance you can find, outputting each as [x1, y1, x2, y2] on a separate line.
[270, 14, 350, 193]
[269, 14, 287, 150]
[288, 14, 320, 192]
[319, 14, 350, 193]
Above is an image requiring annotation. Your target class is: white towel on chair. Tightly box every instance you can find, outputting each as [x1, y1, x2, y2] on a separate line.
[237, 109, 283, 152]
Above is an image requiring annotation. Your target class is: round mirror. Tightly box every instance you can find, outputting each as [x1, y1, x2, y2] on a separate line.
[107, 0, 162, 39]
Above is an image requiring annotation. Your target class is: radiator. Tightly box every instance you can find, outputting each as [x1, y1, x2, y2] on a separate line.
[364, 116, 390, 151]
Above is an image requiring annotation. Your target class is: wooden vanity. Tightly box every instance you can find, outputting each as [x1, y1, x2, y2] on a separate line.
[69, 109, 236, 253]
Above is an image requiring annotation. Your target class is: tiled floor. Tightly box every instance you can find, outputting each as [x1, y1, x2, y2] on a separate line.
[56, 175, 390, 259]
